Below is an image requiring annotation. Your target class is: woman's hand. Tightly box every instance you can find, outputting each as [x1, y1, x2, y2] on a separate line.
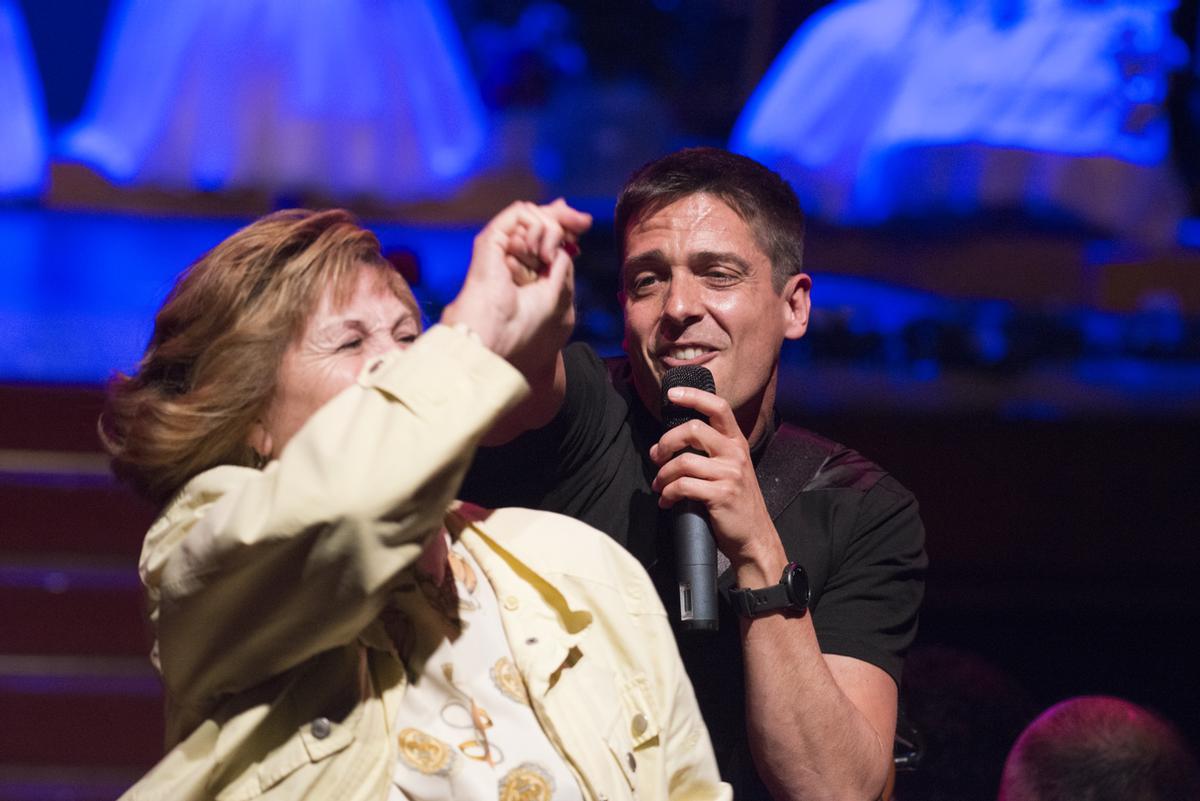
[441, 199, 591, 381]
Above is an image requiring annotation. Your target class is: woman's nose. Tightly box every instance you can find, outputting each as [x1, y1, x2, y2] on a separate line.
[367, 336, 403, 358]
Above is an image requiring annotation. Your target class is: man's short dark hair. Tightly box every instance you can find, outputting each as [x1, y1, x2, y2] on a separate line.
[614, 147, 805, 290]
[999, 696, 1200, 801]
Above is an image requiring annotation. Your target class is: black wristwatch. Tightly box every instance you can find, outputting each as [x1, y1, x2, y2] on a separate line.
[729, 562, 810, 618]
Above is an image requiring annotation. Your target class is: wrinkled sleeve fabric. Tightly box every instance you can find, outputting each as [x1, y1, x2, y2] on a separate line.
[811, 474, 927, 686]
[139, 325, 528, 717]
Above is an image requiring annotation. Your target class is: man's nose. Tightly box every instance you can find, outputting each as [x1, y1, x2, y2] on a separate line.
[662, 274, 703, 326]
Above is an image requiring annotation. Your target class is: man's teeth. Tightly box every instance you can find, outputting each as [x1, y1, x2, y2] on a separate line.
[669, 347, 708, 360]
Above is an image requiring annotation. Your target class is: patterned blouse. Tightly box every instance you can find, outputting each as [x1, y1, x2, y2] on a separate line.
[386, 531, 585, 801]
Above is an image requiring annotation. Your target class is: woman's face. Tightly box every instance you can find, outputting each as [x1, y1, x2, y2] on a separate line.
[254, 265, 421, 458]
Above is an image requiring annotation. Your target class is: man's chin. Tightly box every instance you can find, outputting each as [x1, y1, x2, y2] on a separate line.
[628, 362, 665, 418]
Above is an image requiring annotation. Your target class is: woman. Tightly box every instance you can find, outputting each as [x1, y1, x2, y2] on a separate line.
[103, 200, 729, 801]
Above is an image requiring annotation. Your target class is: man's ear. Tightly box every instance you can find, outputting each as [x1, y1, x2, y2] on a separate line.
[782, 271, 812, 340]
[246, 421, 274, 465]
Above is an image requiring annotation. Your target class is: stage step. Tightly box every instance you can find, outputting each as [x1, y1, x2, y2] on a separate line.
[0, 558, 147, 656]
[0, 389, 162, 796]
[2, 451, 154, 558]
[0, 765, 147, 801]
[0, 655, 163, 767]
[0, 386, 107, 453]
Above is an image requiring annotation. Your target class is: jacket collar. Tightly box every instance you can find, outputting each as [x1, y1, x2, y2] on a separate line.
[444, 504, 594, 697]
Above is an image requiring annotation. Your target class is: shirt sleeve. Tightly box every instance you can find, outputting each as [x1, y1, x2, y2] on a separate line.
[810, 474, 928, 686]
[143, 324, 529, 713]
[462, 342, 626, 514]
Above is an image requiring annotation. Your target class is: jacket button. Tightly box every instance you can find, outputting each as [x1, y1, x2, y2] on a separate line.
[632, 713, 648, 737]
[503, 596, 520, 610]
[311, 717, 332, 739]
[626, 751, 637, 772]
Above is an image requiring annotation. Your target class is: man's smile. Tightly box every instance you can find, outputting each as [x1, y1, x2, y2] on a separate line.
[658, 344, 718, 368]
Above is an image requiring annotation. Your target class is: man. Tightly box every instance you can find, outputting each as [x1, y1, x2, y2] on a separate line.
[465, 148, 926, 801]
[998, 696, 1200, 801]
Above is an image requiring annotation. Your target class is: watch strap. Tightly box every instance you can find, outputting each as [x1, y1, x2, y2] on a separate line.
[729, 562, 809, 618]
[731, 581, 793, 618]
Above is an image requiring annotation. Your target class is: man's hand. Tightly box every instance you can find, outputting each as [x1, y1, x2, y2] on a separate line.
[441, 199, 591, 382]
[652, 384, 898, 801]
[649, 385, 787, 583]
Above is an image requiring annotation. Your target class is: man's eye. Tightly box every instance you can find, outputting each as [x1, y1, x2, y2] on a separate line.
[706, 269, 738, 284]
[631, 274, 660, 292]
[337, 338, 364, 352]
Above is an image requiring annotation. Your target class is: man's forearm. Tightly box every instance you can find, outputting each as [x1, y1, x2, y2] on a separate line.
[740, 613, 895, 801]
[480, 350, 567, 446]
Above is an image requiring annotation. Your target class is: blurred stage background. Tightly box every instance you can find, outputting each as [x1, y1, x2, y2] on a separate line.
[2, 1, 1199, 799]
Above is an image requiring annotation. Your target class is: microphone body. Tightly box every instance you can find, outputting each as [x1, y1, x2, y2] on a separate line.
[661, 365, 719, 631]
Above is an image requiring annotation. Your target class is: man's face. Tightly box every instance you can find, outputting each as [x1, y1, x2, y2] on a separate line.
[620, 193, 810, 441]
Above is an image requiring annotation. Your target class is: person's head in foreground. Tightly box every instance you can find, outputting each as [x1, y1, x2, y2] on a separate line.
[614, 146, 812, 442]
[103, 208, 419, 504]
[998, 695, 1200, 801]
[891, 644, 1038, 801]
[102, 203, 729, 801]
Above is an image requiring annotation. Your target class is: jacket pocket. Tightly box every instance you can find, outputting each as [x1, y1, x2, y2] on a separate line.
[216, 716, 356, 801]
[604, 675, 662, 795]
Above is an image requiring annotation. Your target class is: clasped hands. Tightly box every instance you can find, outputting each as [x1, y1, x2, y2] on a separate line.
[441, 199, 591, 383]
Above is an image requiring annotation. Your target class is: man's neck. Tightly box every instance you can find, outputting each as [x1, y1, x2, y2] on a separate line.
[739, 370, 779, 450]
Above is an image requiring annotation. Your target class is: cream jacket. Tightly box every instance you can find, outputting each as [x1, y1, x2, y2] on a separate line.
[120, 325, 730, 801]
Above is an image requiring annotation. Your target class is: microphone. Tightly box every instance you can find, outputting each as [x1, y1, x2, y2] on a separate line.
[661, 365, 718, 632]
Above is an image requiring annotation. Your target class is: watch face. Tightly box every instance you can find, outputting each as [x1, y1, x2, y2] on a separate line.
[784, 562, 810, 610]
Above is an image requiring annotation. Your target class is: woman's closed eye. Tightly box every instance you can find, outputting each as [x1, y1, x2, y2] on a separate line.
[337, 337, 364, 352]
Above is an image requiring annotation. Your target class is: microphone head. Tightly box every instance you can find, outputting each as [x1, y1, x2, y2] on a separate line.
[661, 365, 715, 430]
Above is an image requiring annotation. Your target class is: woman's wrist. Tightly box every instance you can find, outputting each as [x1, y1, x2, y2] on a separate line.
[440, 302, 503, 354]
